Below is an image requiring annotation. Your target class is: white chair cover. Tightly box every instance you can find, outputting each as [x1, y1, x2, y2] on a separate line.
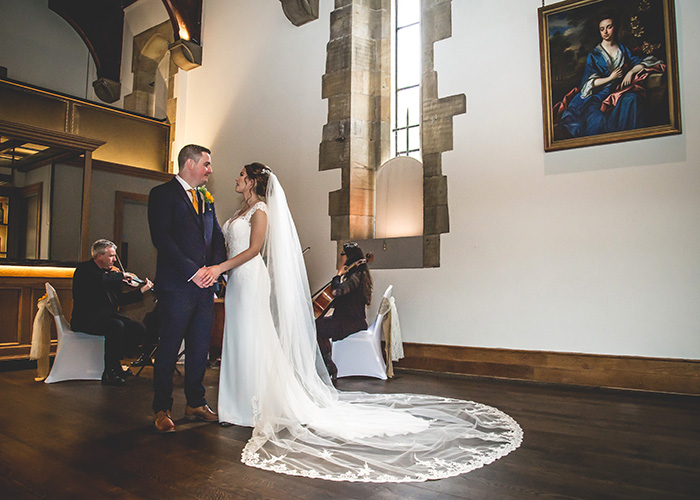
[331, 285, 393, 380]
[381, 294, 405, 378]
[30, 294, 52, 381]
[44, 282, 105, 383]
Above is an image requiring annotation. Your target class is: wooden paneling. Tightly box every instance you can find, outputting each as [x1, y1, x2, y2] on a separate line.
[0, 79, 170, 173]
[0, 270, 74, 361]
[74, 103, 170, 172]
[113, 191, 149, 252]
[209, 298, 225, 362]
[395, 343, 700, 395]
[0, 288, 20, 344]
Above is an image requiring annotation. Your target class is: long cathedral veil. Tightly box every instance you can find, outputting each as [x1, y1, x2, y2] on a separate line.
[241, 172, 523, 482]
[262, 173, 336, 402]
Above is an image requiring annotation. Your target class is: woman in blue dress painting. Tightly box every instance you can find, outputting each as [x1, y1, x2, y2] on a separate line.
[558, 12, 665, 138]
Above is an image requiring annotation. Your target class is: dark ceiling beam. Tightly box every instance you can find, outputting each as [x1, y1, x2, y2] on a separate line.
[48, 0, 126, 103]
[0, 138, 26, 154]
[14, 148, 81, 172]
[0, 119, 105, 155]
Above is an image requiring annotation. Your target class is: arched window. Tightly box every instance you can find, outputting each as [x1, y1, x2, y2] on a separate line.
[320, 0, 464, 267]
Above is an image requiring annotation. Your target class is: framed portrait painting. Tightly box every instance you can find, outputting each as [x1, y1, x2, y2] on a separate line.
[538, 0, 681, 151]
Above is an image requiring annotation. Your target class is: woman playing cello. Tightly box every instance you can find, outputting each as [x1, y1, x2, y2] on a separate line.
[315, 241, 373, 380]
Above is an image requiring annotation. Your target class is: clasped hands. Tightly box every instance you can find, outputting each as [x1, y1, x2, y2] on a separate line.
[192, 265, 222, 289]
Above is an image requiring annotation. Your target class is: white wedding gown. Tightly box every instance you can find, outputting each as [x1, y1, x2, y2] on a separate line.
[218, 180, 523, 482]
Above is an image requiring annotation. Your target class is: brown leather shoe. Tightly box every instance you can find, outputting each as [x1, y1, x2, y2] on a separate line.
[154, 410, 176, 433]
[184, 404, 218, 422]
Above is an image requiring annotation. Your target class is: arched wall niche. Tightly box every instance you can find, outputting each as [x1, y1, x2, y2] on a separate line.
[375, 156, 423, 239]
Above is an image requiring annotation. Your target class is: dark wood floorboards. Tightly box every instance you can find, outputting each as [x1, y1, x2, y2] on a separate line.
[1, 363, 698, 499]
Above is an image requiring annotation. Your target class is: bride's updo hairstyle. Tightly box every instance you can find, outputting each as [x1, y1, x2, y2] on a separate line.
[244, 162, 271, 197]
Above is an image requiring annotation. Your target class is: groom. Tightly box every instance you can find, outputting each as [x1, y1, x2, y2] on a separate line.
[148, 144, 227, 433]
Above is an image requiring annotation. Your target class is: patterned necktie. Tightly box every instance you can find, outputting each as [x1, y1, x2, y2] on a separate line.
[188, 189, 200, 214]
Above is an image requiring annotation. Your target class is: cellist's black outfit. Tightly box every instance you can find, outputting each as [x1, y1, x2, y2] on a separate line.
[71, 260, 147, 378]
[315, 272, 368, 378]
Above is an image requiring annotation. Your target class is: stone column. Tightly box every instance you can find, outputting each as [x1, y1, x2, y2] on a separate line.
[421, 0, 466, 267]
[320, 0, 390, 241]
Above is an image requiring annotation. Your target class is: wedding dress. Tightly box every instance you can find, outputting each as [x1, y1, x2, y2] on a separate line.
[218, 174, 523, 482]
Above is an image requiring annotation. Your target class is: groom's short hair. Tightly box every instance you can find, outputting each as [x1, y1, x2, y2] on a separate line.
[178, 144, 211, 169]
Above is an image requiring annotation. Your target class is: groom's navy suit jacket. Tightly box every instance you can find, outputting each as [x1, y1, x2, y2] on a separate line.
[148, 177, 226, 292]
[148, 177, 226, 411]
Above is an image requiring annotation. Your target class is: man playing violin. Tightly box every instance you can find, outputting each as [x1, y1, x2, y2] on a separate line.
[315, 242, 373, 380]
[71, 239, 154, 386]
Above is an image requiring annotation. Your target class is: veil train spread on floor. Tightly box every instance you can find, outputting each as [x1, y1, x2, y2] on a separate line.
[237, 173, 523, 482]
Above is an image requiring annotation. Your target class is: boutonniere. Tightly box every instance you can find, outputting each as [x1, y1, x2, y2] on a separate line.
[198, 186, 214, 206]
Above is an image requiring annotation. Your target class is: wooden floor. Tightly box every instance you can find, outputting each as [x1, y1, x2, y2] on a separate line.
[1, 362, 698, 500]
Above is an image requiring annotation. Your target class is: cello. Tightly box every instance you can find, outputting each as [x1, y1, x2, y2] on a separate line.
[312, 252, 373, 319]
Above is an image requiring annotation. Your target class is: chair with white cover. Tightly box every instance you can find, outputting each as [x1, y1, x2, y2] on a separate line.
[331, 285, 392, 380]
[44, 282, 105, 383]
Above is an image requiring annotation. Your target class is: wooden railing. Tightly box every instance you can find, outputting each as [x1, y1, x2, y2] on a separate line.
[0, 78, 170, 173]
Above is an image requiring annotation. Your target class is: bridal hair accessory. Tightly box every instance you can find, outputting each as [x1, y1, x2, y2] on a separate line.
[262, 167, 272, 175]
[198, 186, 214, 204]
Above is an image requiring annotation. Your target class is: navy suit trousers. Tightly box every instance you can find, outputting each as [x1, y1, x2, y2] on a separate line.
[152, 288, 214, 412]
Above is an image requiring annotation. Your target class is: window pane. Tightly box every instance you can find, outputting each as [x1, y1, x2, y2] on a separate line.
[392, 0, 421, 160]
[396, 24, 421, 88]
[395, 128, 408, 155]
[407, 90, 420, 127]
[408, 125, 421, 152]
[396, 86, 420, 128]
[396, 0, 420, 28]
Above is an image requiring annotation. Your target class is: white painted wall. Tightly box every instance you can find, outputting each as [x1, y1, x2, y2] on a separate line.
[177, 0, 699, 361]
[421, 0, 700, 359]
[0, 0, 96, 100]
[173, 0, 338, 292]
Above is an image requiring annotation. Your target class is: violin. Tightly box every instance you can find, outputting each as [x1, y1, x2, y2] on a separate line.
[312, 252, 373, 319]
[113, 254, 153, 291]
[109, 265, 146, 287]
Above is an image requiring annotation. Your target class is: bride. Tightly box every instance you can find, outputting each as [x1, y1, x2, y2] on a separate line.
[203, 163, 522, 482]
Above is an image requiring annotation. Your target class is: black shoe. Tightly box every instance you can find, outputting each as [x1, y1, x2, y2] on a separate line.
[321, 349, 338, 381]
[326, 362, 338, 382]
[101, 369, 126, 386]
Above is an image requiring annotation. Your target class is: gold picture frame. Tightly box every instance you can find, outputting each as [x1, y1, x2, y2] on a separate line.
[538, 0, 681, 151]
